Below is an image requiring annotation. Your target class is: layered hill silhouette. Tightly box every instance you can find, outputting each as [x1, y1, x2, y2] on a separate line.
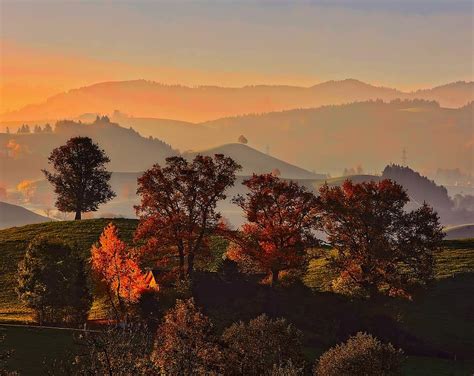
[0, 201, 50, 229]
[0, 117, 177, 185]
[184, 143, 324, 180]
[1, 79, 472, 123]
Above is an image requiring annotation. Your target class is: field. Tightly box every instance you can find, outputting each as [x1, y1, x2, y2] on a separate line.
[0, 220, 473, 375]
[0, 219, 137, 322]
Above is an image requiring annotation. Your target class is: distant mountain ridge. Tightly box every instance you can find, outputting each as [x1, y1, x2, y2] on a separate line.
[1, 79, 472, 123]
[0, 202, 50, 229]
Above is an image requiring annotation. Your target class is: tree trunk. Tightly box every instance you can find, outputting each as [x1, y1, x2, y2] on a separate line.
[187, 253, 195, 278]
[271, 269, 279, 286]
[75, 210, 81, 220]
[178, 249, 185, 280]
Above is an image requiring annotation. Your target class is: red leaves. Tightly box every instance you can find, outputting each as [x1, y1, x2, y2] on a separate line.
[318, 179, 444, 298]
[91, 223, 147, 304]
[135, 155, 241, 279]
[231, 174, 320, 284]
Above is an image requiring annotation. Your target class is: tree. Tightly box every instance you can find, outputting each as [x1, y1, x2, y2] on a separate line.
[17, 236, 91, 325]
[43, 123, 53, 133]
[318, 179, 444, 298]
[153, 298, 222, 375]
[34, 125, 42, 133]
[222, 314, 304, 375]
[43, 136, 115, 220]
[135, 154, 241, 279]
[232, 174, 320, 285]
[313, 332, 404, 376]
[238, 135, 248, 144]
[91, 224, 148, 319]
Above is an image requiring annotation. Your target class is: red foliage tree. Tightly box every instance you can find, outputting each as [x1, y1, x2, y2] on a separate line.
[91, 223, 147, 317]
[232, 174, 320, 285]
[318, 179, 444, 298]
[135, 155, 241, 279]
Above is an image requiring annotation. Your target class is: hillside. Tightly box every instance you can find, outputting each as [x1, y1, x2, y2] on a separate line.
[0, 220, 473, 373]
[0, 219, 137, 322]
[0, 202, 50, 229]
[184, 143, 325, 179]
[444, 224, 474, 240]
[0, 117, 177, 186]
[1, 79, 472, 123]
[201, 100, 473, 176]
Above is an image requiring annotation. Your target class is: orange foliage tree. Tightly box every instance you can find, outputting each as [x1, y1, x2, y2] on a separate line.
[318, 179, 444, 299]
[232, 174, 320, 285]
[135, 155, 241, 279]
[91, 223, 147, 317]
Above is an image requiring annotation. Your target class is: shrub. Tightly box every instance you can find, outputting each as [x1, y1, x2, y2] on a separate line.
[152, 298, 223, 375]
[17, 236, 92, 325]
[222, 314, 304, 375]
[313, 332, 404, 376]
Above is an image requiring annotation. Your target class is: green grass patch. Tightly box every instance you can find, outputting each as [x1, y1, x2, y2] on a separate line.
[0, 219, 138, 321]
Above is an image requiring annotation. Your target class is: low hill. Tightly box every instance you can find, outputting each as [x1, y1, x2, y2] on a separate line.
[444, 224, 474, 240]
[0, 202, 50, 229]
[0, 117, 177, 186]
[2, 79, 472, 123]
[184, 143, 325, 179]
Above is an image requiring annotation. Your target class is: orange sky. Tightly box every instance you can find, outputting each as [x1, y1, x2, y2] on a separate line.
[1, 1, 472, 114]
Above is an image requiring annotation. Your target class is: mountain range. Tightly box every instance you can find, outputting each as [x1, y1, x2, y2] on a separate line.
[1, 79, 472, 123]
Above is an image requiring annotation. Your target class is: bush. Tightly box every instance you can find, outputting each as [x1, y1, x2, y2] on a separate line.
[314, 332, 404, 376]
[222, 314, 304, 375]
[16, 236, 92, 325]
[152, 298, 223, 375]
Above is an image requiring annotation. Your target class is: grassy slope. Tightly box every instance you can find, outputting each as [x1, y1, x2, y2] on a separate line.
[0, 221, 473, 374]
[0, 219, 137, 321]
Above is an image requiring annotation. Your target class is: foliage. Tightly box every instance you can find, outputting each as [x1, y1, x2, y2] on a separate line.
[42, 136, 115, 220]
[153, 298, 223, 375]
[270, 360, 304, 376]
[70, 324, 157, 375]
[16, 236, 92, 325]
[91, 223, 148, 319]
[231, 174, 320, 285]
[221, 314, 304, 375]
[318, 179, 444, 298]
[237, 135, 248, 144]
[313, 332, 404, 376]
[135, 154, 241, 279]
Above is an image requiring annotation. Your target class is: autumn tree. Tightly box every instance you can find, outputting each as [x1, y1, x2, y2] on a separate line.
[318, 179, 444, 298]
[222, 314, 304, 375]
[91, 224, 148, 319]
[17, 236, 91, 325]
[135, 154, 241, 279]
[43, 136, 115, 220]
[153, 298, 222, 375]
[231, 174, 320, 285]
[313, 332, 404, 376]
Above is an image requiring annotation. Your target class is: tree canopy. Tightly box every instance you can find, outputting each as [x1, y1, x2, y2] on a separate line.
[135, 154, 241, 279]
[43, 136, 115, 220]
[318, 179, 444, 298]
[16, 236, 91, 324]
[231, 174, 320, 285]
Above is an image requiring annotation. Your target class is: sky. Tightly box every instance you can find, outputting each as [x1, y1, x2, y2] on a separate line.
[0, 0, 473, 113]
